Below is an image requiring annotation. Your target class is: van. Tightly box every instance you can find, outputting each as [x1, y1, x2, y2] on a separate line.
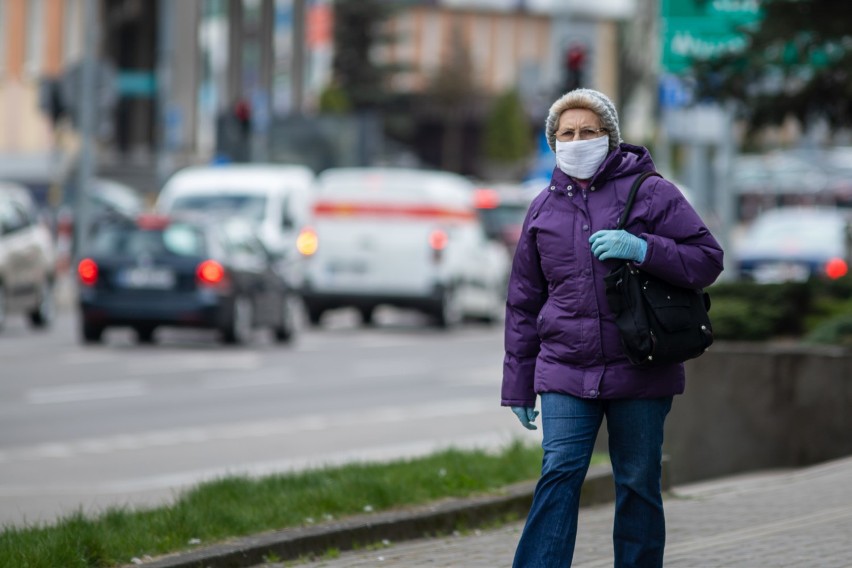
[155, 164, 315, 288]
[297, 167, 510, 327]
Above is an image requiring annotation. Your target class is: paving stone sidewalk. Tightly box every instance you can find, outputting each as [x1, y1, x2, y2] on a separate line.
[279, 455, 852, 568]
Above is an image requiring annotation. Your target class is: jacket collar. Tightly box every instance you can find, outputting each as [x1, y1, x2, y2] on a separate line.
[549, 143, 653, 189]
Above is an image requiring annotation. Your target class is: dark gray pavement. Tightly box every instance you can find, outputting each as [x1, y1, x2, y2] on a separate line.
[134, 455, 852, 568]
[266, 455, 852, 568]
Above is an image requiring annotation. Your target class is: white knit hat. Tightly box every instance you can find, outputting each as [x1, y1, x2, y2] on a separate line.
[545, 88, 622, 152]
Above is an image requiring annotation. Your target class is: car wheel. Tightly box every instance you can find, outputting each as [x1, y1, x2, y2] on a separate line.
[273, 295, 297, 344]
[29, 279, 55, 328]
[434, 285, 462, 329]
[221, 296, 254, 345]
[135, 326, 157, 344]
[359, 306, 375, 326]
[306, 304, 324, 327]
[81, 320, 105, 344]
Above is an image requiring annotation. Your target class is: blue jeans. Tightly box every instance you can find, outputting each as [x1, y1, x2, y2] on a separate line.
[513, 392, 673, 568]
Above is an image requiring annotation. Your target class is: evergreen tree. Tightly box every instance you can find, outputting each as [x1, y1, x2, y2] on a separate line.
[423, 24, 481, 173]
[331, 0, 399, 110]
[318, 82, 352, 114]
[692, 0, 852, 133]
[483, 90, 532, 164]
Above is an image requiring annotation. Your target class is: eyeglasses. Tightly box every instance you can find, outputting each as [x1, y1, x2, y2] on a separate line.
[559, 128, 608, 141]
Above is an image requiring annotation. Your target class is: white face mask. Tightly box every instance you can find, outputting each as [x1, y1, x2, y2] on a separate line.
[554, 136, 610, 180]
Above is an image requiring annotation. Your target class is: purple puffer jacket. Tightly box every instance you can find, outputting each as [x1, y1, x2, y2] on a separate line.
[501, 143, 724, 407]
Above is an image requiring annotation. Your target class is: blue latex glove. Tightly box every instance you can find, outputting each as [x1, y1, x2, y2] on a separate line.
[589, 229, 647, 262]
[511, 407, 539, 430]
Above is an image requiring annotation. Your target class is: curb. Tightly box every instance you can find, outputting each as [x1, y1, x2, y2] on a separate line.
[132, 464, 620, 568]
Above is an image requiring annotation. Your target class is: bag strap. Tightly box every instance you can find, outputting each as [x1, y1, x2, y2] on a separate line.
[616, 171, 661, 230]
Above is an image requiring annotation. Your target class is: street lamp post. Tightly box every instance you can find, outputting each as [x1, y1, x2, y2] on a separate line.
[73, 0, 99, 262]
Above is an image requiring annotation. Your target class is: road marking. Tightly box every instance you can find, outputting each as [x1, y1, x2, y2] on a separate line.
[25, 381, 148, 405]
[454, 365, 503, 386]
[124, 352, 263, 375]
[1, 398, 503, 463]
[350, 360, 425, 379]
[202, 373, 293, 389]
[0, 430, 519, 498]
[60, 351, 115, 365]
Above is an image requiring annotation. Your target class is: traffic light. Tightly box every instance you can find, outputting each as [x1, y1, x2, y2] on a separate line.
[564, 43, 587, 92]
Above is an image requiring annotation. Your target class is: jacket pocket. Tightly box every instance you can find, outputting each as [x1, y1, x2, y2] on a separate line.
[640, 277, 694, 332]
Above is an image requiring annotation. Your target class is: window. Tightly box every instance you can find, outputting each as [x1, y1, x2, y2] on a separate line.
[280, 196, 293, 229]
[90, 225, 207, 257]
[0, 201, 30, 234]
[170, 193, 267, 222]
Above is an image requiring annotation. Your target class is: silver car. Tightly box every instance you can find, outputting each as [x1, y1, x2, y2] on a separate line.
[734, 207, 851, 283]
[0, 183, 57, 330]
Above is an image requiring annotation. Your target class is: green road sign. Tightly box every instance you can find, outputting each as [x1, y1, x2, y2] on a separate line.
[661, 0, 762, 74]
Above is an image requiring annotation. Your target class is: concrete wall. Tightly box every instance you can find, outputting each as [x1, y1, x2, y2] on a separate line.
[664, 342, 852, 485]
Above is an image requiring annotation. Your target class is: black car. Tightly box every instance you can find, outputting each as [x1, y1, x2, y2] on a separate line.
[76, 214, 298, 345]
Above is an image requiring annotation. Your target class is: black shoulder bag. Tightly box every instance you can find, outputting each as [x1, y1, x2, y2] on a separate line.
[602, 171, 713, 366]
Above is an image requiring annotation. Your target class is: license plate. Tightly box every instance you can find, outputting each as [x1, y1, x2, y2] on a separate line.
[326, 260, 367, 275]
[753, 262, 810, 284]
[119, 267, 176, 289]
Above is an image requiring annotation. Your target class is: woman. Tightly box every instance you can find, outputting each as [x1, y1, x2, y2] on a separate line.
[502, 88, 723, 567]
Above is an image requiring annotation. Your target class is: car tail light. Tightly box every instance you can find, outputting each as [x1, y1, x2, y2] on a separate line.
[297, 227, 319, 256]
[196, 260, 226, 286]
[429, 229, 449, 263]
[77, 258, 98, 286]
[473, 188, 500, 209]
[825, 257, 848, 280]
[429, 229, 449, 250]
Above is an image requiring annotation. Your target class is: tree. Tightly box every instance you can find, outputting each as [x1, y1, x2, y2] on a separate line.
[483, 89, 532, 165]
[331, 0, 399, 110]
[422, 24, 482, 173]
[318, 81, 352, 114]
[692, 0, 852, 134]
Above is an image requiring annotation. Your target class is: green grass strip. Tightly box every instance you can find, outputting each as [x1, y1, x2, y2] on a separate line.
[0, 440, 560, 568]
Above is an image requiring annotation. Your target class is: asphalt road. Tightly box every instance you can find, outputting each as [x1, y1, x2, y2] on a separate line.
[0, 303, 532, 527]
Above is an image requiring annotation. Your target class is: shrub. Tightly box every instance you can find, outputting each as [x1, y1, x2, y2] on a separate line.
[804, 314, 852, 346]
[706, 275, 852, 344]
[708, 281, 810, 339]
[708, 297, 779, 340]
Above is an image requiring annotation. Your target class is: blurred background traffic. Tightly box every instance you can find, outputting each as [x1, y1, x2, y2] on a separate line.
[0, 0, 850, 335]
[2, 0, 852, 533]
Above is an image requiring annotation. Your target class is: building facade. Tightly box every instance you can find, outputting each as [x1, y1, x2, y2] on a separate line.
[0, 0, 632, 195]
[0, 0, 84, 181]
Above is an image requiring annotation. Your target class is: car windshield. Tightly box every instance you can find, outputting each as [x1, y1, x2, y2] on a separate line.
[169, 194, 267, 222]
[478, 204, 529, 238]
[89, 223, 207, 257]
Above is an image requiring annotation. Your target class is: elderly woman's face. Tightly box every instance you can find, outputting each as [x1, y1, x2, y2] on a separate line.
[556, 108, 607, 143]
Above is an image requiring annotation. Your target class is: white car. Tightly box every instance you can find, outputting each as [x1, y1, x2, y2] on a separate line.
[0, 182, 57, 330]
[297, 167, 510, 327]
[155, 163, 316, 288]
